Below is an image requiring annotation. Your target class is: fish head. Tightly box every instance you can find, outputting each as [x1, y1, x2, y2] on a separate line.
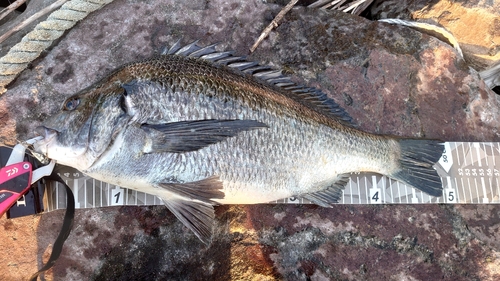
[34, 81, 131, 170]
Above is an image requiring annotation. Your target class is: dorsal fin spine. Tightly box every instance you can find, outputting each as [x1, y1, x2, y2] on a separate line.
[161, 40, 355, 126]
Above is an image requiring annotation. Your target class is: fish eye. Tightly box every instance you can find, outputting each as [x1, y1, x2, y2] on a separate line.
[63, 97, 80, 111]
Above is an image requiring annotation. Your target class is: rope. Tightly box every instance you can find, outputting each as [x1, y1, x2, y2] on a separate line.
[0, 0, 115, 95]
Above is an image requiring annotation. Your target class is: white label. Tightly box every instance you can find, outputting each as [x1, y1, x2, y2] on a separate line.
[73, 179, 80, 208]
[481, 177, 489, 203]
[445, 177, 457, 203]
[473, 143, 482, 167]
[111, 187, 124, 206]
[445, 189, 457, 203]
[439, 142, 453, 173]
[411, 188, 419, 203]
[369, 175, 381, 204]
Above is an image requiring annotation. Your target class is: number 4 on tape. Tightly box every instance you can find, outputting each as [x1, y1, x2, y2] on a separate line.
[370, 175, 382, 204]
[111, 186, 124, 205]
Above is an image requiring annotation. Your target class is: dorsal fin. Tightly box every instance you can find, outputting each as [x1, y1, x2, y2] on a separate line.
[163, 40, 354, 126]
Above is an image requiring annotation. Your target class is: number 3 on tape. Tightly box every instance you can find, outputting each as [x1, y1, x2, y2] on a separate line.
[111, 187, 124, 205]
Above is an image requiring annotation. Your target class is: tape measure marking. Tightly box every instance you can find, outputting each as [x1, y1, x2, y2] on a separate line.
[44, 142, 500, 211]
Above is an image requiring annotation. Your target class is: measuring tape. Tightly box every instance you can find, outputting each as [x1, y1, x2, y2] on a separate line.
[43, 142, 500, 211]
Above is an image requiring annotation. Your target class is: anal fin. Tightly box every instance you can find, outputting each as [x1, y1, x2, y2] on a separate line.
[162, 198, 217, 244]
[156, 176, 225, 244]
[299, 174, 349, 207]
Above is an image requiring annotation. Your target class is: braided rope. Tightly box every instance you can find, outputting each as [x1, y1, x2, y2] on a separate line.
[0, 0, 115, 95]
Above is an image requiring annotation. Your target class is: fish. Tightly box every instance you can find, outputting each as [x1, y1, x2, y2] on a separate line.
[33, 41, 444, 244]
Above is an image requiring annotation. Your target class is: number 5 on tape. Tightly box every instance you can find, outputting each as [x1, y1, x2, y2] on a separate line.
[445, 177, 457, 203]
[111, 186, 124, 206]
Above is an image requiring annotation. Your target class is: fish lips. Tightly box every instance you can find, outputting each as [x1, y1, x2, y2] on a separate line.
[33, 123, 93, 170]
[33, 126, 58, 155]
[33, 126, 88, 167]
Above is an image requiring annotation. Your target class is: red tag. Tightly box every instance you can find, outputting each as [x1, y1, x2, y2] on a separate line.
[0, 162, 33, 217]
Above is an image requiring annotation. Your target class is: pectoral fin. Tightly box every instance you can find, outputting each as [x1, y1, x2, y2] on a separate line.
[299, 174, 349, 207]
[156, 176, 225, 244]
[141, 119, 267, 153]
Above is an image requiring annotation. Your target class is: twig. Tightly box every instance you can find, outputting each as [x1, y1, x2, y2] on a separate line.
[308, 0, 333, 9]
[0, 0, 27, 22]
[323, 0, 346, 10]
[250, 0, 299, 53]
[0, 0, 68, 45]
[342, 0, 368, 13]
[352, 0, 374, 15]
[308, 0, 373, 15]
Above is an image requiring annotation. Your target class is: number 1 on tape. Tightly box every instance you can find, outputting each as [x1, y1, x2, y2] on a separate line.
[111, 187, 124, 206]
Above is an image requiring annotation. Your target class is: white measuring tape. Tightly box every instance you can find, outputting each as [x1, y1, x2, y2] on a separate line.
[44, 142, 500, 211]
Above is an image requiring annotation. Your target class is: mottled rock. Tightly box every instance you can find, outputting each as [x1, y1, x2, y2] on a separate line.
[1, 0, 500, 280]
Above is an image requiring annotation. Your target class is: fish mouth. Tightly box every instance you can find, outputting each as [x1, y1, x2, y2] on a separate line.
[33, 126, 58, 156]
[33, 125, 92, 170]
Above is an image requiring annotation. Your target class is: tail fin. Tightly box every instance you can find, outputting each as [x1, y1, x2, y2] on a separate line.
[391, 139, 444, 197]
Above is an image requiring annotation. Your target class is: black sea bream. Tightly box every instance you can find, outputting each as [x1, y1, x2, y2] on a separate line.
[34, 42, 444, 243]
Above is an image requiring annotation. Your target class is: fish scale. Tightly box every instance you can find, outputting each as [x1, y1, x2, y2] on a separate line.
[34, 41, 444, 243]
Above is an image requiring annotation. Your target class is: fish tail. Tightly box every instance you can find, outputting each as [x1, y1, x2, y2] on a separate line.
[390, 139, 444, 197]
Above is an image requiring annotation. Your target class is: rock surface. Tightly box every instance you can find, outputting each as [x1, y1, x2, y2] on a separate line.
[1, 0, 500, 280]
[369, 0, 500, 72]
